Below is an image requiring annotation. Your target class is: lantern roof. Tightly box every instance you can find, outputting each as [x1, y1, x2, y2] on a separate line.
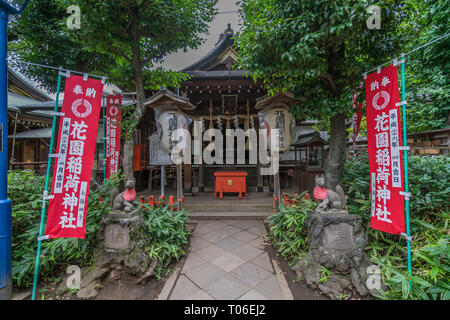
[294, 131, 328, 147]
[254, 92, 298, 110]
[142, 88, 195, 111]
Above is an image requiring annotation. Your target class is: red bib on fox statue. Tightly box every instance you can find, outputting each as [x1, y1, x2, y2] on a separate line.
[313, 187, 328, 200]
[123, 189, 136, 202]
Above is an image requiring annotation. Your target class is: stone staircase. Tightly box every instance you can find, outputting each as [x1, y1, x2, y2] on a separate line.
[184, 192, 273, 220]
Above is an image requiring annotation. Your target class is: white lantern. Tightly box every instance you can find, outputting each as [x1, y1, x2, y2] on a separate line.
[261, 106, 293, 152]
[157, 110, 190, 154]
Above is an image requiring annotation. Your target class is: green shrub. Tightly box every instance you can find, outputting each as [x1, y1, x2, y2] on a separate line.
[9, 170, 121, 288]
[268, 193, 317, 264]
[342, 155, 450, 300]
[9, 170, 191, 289]
[141, 203, 191, 266]
[343, 154, 450, 222]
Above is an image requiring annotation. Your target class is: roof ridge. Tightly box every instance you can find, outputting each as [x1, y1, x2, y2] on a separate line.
[180, 23, 236, 72]
[8, 67, 53, 101]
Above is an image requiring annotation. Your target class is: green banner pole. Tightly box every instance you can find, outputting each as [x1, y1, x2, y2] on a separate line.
[400, 54, 413, 292]
[102, 95, 106, 180]
[31, 69, 63, 300]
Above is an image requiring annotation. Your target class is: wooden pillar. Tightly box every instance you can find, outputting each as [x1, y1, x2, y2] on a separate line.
[9, 112, 18, 170]
[269, 174, 274, 193]
[177, 164, 183, 210]
[184, 164, 192, 194]
[274, 171, 281, 208]
[160, 166, 165, 197]
[257, 164, 263, 192]
[198, 164, 204, 192]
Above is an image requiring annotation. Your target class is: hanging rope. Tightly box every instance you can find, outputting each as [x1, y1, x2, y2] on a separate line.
[11, 59, 108, 80]
[362, 32, 450, 76]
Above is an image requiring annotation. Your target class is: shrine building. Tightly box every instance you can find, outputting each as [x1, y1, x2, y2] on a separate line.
[133, 24, 328, 200]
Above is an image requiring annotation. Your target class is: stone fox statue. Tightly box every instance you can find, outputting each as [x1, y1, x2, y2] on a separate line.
[111, 177, 137, 213]
[313, 174, 346, 211]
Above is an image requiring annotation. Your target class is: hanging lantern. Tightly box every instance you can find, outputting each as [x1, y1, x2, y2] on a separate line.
[157, 110, 191, 154]
[259, 106, 294, 152]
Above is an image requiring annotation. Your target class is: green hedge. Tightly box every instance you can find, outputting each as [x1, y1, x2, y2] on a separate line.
[342, 155, 449, 300]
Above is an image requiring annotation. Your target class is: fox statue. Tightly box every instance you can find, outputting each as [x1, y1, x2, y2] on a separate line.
[313, 174, 346, 212]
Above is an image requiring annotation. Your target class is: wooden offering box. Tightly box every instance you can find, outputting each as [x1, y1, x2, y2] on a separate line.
[214, 171, 248, 199]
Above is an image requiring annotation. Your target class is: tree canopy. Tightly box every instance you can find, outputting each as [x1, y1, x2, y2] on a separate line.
[10, 0, 218, 178]
[10, 0, 217, 95]
[235, 0, 435, 186]
[401, 0, 449, 132]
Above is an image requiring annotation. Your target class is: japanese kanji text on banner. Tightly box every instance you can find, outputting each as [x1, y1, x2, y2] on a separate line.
[105, 94, 122, 179]
[365, 65, 405, 235]
[46, 75, 104, 239]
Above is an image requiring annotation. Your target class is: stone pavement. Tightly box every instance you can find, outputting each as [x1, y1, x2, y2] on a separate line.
[167, 220, 293, 300]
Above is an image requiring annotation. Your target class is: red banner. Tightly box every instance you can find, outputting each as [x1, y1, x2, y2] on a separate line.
[46, 75, 104, 239]
[365, 65, 405, 235]
[105, 95, 122, 179]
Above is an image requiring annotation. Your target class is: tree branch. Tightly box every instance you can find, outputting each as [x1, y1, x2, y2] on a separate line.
[106, 42, 131, 62]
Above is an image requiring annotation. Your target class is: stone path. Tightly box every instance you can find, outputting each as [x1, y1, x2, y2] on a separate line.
[166, 220, 293, 300]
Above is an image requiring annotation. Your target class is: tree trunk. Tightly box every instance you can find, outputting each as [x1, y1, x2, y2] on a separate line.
[324, 113, 347, 190]
[122, 44, 147, 180]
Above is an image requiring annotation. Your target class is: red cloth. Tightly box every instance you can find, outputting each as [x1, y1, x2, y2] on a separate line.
[365, 65, 405, 235]
[313, 187, 328, 200]
[105, 95, 122, 179]
[46, 75, 104, 239]
[123, 189, 136, 201]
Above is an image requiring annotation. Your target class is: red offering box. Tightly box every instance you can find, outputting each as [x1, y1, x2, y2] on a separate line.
[214, 171, 248, 199]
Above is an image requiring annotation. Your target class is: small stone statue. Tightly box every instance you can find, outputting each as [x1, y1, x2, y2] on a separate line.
[112, 177, 137, 213]
[313, 174, 346, 212]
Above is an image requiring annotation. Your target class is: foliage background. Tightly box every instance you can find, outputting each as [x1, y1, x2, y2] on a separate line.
[342, 154, 449, 299]
[9, 170, 192, 289]
[8, 170, 121, 288]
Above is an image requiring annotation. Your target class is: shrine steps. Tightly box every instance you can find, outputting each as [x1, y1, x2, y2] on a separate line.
[187, 211, 272, 220]
[183, 192, 273, 220]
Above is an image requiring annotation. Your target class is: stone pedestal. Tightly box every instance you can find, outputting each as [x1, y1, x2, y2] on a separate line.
[293, 210, 372, 299]
[103, 208, 140, 251]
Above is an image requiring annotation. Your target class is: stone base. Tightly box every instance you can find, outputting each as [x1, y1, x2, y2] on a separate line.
[293, 210, 372, 299]
[58, 207, 161, 299]
[105, 208, 140, 220]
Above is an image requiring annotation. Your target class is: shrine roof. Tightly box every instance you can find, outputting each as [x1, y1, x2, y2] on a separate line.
[181, 24, 240, 74]
[8, 127, 52, 139]
[294, 131, 328, 147]
[8, 68, 53, 102]
[142, 88, 195, 110]
[254, 92, 298, 110]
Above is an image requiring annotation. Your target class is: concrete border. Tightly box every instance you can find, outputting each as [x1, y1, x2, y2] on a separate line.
[157, 256, 186, 300]
[158, 222, 197, 300]
[258, 220, 294, 300]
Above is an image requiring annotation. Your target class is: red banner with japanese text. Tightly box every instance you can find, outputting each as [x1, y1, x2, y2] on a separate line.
[46, 75, 104, 239]
[105, 95, 122, 179]
[365, 65, 405, 235]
